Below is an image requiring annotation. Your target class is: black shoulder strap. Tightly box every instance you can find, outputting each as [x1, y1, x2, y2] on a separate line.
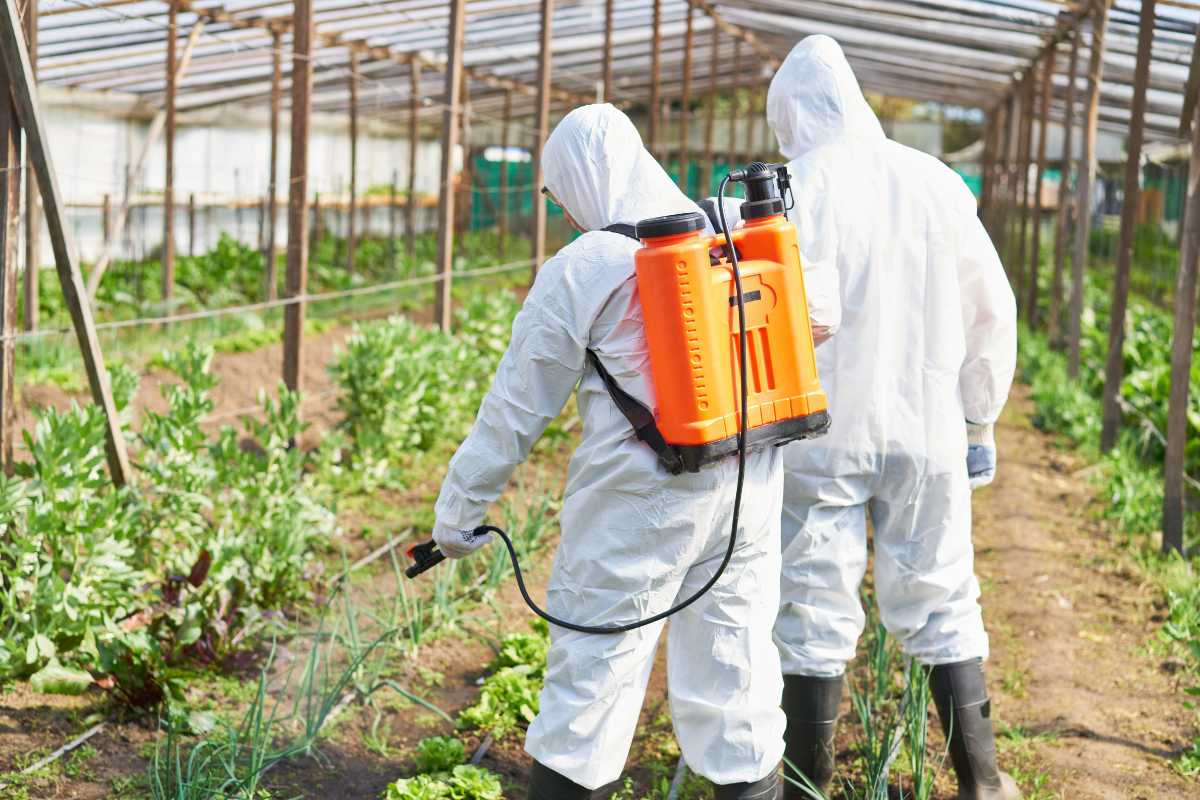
[585, 350, 683, 475]
[601, 223, 639, 240]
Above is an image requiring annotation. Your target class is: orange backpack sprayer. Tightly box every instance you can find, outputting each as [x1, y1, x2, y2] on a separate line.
[406, 163, 830, 634]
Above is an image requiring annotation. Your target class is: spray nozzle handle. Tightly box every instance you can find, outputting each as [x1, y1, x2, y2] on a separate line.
[405, 539, 446, 579]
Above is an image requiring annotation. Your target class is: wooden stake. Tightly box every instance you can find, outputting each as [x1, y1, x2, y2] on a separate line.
[265, 28, 281, 300]
[677, 4, 694, 193]
[648, 0, 661, 159]
[994, 94, 1015, 262]
[102, 193, 111, 246]
[499, 89, 511, 259]
[406, 62, 420, 272]
[602, 0, 614, 102]
[1051, 30, 1080, 343]
[531, 0, 553, 278]
[346, 50, 359, 275]
[1068, 0, 1111, 378]
[311, 192, 321, 253]
[21, 0, 35, 334]
[1026, 48, 1055, 327]
[1099, 0, 1156, 452]
[187, 192, 195, 256]
[283, 0, 312, 394]
[0, 0, 131, 485]
[728, 39, 741, 165]
[162, 0, 177, 309]
[0, 1, 20, 473]
[389, 170, 397, 271]
[1014, 70, 1035, 298]
[1162, 99, 1200, 556]
[979, 106, 996, 229]
[703, 24, 718, 195]
[434, 0, 466, 331]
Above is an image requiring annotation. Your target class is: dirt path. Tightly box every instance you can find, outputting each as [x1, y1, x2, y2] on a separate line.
[974, 389, 1196, 799]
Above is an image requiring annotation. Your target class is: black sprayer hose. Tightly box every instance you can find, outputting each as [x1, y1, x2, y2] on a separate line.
[408, 176, 750, 635]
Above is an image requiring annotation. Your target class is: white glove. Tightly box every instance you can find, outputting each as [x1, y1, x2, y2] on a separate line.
[432, 521, 493, 559]
[966, 422, 997, 490]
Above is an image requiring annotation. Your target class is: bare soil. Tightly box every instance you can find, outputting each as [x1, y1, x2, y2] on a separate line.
[2, 342, 1196, 798]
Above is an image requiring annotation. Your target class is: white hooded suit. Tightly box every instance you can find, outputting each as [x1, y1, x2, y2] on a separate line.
[766, 37, 1017, 676]
[433, 105, 787, 789]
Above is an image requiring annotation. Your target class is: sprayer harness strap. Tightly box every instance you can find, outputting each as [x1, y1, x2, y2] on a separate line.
[585, 350, 684, 475]
[592, 222, 685, 475]
[602, 222, 639, 239]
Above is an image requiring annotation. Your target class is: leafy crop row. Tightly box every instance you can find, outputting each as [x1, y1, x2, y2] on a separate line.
[0, 345, 332, 709]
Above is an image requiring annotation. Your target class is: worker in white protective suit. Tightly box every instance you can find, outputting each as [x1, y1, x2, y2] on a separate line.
[431, 104, 788, 800]
[765, 37, 1019, 800]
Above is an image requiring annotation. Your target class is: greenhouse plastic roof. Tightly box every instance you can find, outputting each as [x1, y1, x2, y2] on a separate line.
[27, 0, 1200, 141]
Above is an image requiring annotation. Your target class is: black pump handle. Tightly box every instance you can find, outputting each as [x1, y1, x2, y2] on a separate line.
[405, 539, 446, 578]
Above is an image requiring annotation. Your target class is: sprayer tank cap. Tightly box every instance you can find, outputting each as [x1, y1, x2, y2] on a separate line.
[635, 211, 707, 240]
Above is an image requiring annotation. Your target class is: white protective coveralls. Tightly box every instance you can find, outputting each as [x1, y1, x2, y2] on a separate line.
[432, 104, 786, 789]
[766, 36, 1017, 677]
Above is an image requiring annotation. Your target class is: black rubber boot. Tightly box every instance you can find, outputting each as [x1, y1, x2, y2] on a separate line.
[929, 659, 1021, 800]
[526, 760, 594, 800]
[712, 766, 781, 800]
[781, 674, 843, 798]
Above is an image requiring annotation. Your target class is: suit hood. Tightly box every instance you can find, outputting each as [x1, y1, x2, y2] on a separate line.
[767, 35, 885, 160]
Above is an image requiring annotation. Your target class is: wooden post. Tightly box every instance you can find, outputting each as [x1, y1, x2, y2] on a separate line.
[748, 87, 763, 161]
[434, 0, 466, 331]
[499, 89, 511, 259]
[406, 61, 420, 272]
[1026, 48, 1055, 327]
[1099, 0, 1155, 452]
[389, 170, 398, 271]
[162, 0, 177, 308]
[0, 0, 20, 472]
[257, 197, 265, 253]
[648, 0, 661, 160]
[311, 192, 321, 253]
[1068, 0, 1111, 378]
[531, 0, 553, 277]
[1051, 30, 1080, 343]
[283, 0, 312, 394]
[265, 28, 281, 300]
[0, 0, 131, 484]
[187, 192, 195, 256]
[1163, 100, 1200, 555]
[1014, 70, 1035, 298]
[703, 25, 718, 195]
[454, 71, 470, 241]
[102, 193, 111, 247]
[346, 50, 359, 275]
[994, 93, 1015, 262]
[979, 107, 997, 229]
[20, 0, 34, 334]
[728, 39, 741, 166]
[602, 0, 614, 102]
[678, 3, 694, 194]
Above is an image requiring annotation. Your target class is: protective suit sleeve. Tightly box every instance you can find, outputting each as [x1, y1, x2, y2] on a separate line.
[957, 215, 1017, 425]
[433, 251, 597, 532]
[787, 160, 842, 344]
